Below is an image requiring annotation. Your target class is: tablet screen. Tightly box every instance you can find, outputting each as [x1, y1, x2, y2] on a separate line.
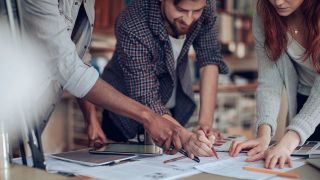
[90, 143, 163, 155]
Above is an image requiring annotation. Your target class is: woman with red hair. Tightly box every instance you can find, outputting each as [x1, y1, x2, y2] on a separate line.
[229, 0, 320, 169]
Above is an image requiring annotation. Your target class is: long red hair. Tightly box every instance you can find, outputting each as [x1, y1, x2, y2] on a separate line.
[257, 0, 320, 73]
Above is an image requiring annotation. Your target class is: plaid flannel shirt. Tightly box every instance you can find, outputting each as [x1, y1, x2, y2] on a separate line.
[101, 0, 228, 139]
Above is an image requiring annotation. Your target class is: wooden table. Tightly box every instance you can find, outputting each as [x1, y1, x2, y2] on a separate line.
[2, 161, 319, 180]
[183, 163, 320, 180]
[0, 165, 92, 180]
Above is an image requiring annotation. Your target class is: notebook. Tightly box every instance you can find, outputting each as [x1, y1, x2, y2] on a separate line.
[50, 148, 136, 166]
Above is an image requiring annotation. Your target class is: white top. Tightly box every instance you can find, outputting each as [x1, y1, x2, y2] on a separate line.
[287, 34, 317, 95]
[165, 35, 186, 109]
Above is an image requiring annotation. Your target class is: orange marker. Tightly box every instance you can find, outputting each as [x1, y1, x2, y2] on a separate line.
[243, 166, 299, 179]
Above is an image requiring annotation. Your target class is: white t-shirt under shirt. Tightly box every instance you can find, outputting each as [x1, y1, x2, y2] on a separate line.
[165, 35, 186, 109]
[287, 34, 317, 96]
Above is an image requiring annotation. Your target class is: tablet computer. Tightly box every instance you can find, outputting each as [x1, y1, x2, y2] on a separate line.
[51, 148, 136, 166]
[89, 143, 163, 156]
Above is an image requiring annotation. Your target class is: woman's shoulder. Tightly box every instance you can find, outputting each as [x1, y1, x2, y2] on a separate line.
[252, 12, 265, 41]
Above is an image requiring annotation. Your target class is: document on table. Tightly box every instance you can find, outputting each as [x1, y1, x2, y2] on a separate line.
[75, 153, 233, 180]
[138, 152, 237, 170]
[75, 160, 198, 180]
[195, 156, 305, 180]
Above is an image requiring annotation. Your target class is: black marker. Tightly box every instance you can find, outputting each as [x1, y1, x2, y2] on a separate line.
[170, 145, 200, 163]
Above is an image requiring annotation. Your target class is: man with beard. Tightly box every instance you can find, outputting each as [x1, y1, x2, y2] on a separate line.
[81, 0, 228, 157]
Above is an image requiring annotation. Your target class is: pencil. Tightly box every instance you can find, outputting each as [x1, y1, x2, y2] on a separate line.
[163, 156, 186, 163]
[243, 166, 299, 178]
[199, 129, 219, 159]
[211, 146, 219, 159]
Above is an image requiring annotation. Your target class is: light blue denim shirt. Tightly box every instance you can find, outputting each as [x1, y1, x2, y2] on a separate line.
[19, 0, 98, 98]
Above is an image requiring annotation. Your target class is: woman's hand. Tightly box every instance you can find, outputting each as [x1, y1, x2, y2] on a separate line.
[182, 129, 215, 158]
[264, 144, 293, 169]
[263, 130, 300, 169]
[229, 135, 271, 161]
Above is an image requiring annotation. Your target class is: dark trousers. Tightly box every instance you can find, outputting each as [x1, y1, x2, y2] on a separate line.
[297, 93, 320, 141]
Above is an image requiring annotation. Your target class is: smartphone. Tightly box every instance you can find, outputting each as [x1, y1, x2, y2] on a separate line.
[89, 143, 163, 156]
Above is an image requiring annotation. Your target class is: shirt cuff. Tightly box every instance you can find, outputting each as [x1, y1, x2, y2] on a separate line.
[198, 59, 229, 74]
[64, 65, 99, 98]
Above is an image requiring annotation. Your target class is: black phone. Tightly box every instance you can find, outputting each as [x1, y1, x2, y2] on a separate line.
[89, 143, 163, 156]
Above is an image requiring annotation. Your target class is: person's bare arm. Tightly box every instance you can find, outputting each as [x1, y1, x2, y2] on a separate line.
[77, 99, 108, 146]
[193, 65, 222, 140]
[82, 78, 183, 150]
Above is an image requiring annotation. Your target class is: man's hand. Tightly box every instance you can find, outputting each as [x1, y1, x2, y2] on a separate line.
[142, 113, 183, 153]
[193, 123, 223, 142]
[86, 117, 109, 147]
[182, 130, 215, 158]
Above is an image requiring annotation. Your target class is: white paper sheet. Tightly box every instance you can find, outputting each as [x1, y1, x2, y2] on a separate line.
[76, 153, 234, 180]
[195, 156, 305, 180]
[75, 160, 200, 180]
[138, 152, 242, 170]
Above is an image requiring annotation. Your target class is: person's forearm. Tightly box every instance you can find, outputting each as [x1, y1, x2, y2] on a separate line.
[198, 65, 219, 126]
[257, 124, 272, 139]
[256, 124, 272, 146]
[83, 78, 153, 125]
[77, 99, 98, 124]
[278, 130, 300, 152]
[162, 114, 180, 126]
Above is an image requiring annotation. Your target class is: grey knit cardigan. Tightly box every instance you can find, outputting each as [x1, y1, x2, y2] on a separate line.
[253, 14, 320, 145]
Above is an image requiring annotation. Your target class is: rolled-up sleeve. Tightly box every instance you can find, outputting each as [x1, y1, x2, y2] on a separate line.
[20, 0, 98, 98]
[192, 0, 228, 74]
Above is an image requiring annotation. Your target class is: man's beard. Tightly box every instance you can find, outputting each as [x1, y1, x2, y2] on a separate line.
[162, 6, 193, 37]
[166, 17, 194, 37]
[172, 18, 194, 35]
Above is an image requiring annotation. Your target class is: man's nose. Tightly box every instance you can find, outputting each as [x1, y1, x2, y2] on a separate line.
[183, 11, 194, 26]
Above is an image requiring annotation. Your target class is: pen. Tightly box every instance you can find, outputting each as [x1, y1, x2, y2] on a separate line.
[243, 166, 299, 178]
[57, 171, 76, 177]
[163, 156, 186, 163]
[178, 148, 200, 163]
[169, 145, 200, 163]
